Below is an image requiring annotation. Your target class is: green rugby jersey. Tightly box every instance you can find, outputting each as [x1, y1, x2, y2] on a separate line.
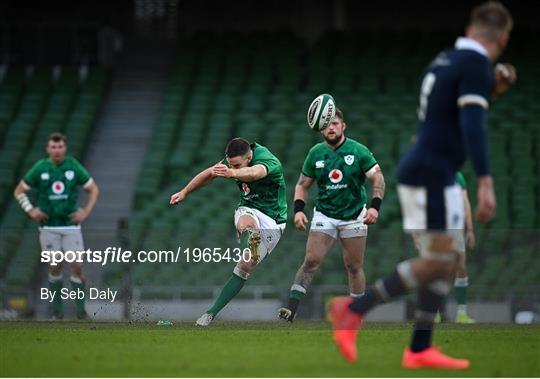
[302, 138, 378, 220]
[455, 171, 467, 189]
[224, 143, 287, 224]
[23, 156, 92, 227]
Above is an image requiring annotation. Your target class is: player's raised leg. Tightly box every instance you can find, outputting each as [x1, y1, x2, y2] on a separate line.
[197, 213, 259, 326]
[280, 231, 335, 321]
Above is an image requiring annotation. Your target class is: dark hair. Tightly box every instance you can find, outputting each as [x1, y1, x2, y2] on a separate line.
[226, 138, 251, 158]
[471, 1, 513, 37]
[335, 107, 344, 122]
[48, 132, 67, 144]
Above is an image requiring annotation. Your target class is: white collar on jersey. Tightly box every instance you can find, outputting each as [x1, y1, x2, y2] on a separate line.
[454, 37, 489, 57]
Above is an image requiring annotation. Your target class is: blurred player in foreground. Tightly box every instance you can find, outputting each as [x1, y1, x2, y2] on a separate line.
[170, 138, 287, 326]
[14, 132, 99, 319]
[279, 108, 385, 321]
[329, 1, 516, 369]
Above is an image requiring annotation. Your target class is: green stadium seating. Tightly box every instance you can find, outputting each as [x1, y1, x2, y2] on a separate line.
[71, 32, 540, 293]
[0, 65, 108, 287]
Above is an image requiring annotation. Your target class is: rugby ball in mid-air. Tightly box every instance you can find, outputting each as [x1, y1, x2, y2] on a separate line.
[307, 94, 336, 131]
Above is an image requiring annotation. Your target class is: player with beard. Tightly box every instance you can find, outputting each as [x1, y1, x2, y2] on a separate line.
[278, 107, 385, 321]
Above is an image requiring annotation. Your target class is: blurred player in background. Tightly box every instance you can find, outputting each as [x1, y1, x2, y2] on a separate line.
[453, 172, 476, 323]
[14, 132, 99, 319]
[170, 138, 287, 326]
[279, 108, 385, 322]
[329, 1, 515, 369]
[437, 171, 476, 323]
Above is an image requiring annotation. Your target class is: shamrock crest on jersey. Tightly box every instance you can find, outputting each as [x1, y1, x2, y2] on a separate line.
[302, 138, 378, 220]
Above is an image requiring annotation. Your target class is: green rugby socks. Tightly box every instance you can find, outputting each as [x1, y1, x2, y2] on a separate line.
[48, 273, 63, 318]
[207, 269, 247, 316]
[455, 277, 469, 311]
[286, 286, 306, 319]
[70, 276, 86, 316]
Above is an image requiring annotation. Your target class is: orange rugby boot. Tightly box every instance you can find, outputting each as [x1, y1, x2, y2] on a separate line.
[402, 346, 470, 369]
[329, 296, 363, 363]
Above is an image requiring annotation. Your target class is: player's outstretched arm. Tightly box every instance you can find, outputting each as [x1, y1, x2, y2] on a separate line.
[212, 163, 267, 182]
[293, 173, 314, 231]
[364, 166, 385, 225]
[170, 166, 216, 205]
[13, 180, 48, 222]
[71, 181, 99, 224]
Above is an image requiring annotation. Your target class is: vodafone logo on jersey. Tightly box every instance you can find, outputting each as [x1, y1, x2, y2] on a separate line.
[328, 169, 343, 183]
[242, 183, 250, 195]
[52, 181, 65, 194]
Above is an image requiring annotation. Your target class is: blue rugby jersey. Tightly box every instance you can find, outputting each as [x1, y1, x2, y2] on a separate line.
[398, 37, 494, 188]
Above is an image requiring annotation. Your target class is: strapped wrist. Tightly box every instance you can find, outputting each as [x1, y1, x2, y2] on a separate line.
[16, 193, 34, 213]
[294, 199, 306, 213]
[370, 197, 382, 211]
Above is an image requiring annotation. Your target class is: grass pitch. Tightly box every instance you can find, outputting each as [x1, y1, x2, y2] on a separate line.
[1, 321, 538, 377]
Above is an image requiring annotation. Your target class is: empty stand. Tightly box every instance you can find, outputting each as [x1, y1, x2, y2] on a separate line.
[104, 31, 540, 295]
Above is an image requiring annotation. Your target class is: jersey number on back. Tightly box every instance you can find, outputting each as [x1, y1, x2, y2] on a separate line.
[417, 73, 436, 122]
